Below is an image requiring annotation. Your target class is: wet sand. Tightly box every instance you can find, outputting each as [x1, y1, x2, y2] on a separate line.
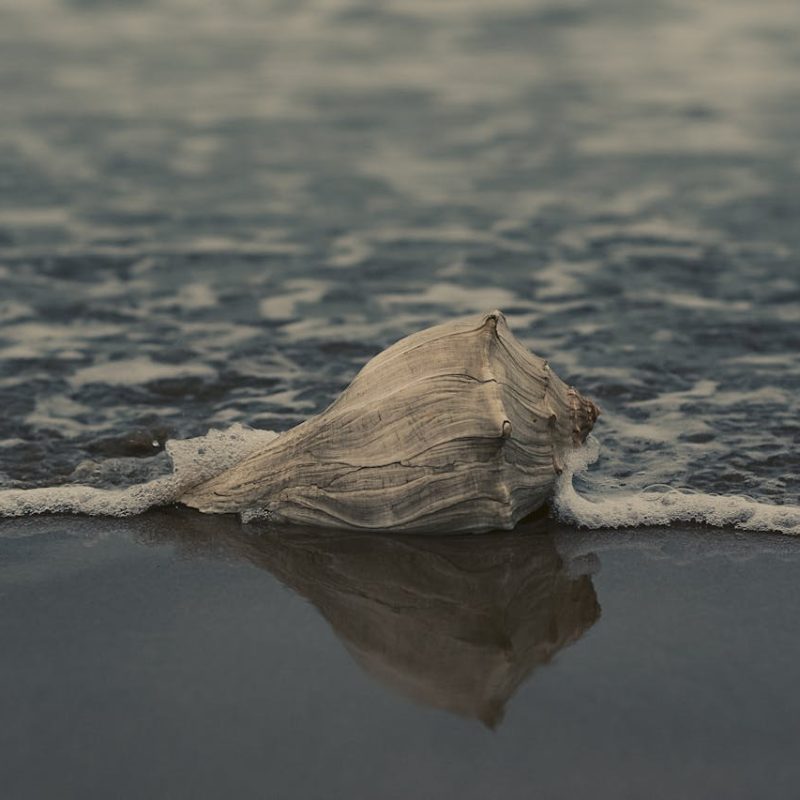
[2, 513, 799, 799]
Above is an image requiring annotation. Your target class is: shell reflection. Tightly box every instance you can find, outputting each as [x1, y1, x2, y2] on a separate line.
[147, 512, 600, 728]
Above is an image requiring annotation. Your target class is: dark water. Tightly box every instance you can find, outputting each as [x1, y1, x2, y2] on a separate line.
[1, 0, 800, 796]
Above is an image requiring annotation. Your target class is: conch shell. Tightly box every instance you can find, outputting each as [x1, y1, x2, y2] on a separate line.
[181, 310, 599, 532]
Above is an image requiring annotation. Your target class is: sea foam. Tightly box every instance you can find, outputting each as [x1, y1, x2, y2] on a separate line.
[553, 436, 800, 536]
[0, 424, 277, 518]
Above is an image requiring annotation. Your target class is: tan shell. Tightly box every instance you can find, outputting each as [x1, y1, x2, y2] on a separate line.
[181, 310, 599, 532]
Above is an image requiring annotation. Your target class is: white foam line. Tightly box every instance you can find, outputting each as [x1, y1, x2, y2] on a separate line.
[0, 424, 278, 522]
[554, 437, 800, 536]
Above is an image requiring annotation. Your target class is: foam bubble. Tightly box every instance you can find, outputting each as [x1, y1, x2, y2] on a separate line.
[554, 437, 800, 536]
[0, 424, 278, 520]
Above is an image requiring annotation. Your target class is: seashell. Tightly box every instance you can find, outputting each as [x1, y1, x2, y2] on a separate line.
[181, 310, 599, 532]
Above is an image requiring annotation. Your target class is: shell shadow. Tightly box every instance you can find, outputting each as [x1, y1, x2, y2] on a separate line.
[138, 510, 601, 729]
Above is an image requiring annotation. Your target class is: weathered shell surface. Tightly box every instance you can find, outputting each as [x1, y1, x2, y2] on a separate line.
[181, 310, 599, 532]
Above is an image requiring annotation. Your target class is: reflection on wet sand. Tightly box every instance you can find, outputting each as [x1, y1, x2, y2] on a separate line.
[139, 511, 600, 728]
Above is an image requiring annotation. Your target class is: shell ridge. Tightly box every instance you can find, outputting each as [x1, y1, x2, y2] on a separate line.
[480, 313, 514, 516]
[310, 432, 514, 490]
[354, 314, 495, 379]
[335, 371, 503, 414]
[275, 483, 516, 532]
[493, 326, 566, 480]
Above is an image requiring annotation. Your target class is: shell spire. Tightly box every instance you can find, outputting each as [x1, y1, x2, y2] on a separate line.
[181, 310, 599, 533]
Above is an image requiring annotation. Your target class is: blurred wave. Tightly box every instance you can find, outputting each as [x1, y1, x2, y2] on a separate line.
[0, 0, 798, 513]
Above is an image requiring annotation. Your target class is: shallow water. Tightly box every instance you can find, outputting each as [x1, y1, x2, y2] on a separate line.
[2, 0, 800, 795]
[0, 0, 798, 514]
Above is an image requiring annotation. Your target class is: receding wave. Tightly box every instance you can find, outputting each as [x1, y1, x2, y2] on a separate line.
[0, 425, 277, 519]
[553, 437, 800, 536]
